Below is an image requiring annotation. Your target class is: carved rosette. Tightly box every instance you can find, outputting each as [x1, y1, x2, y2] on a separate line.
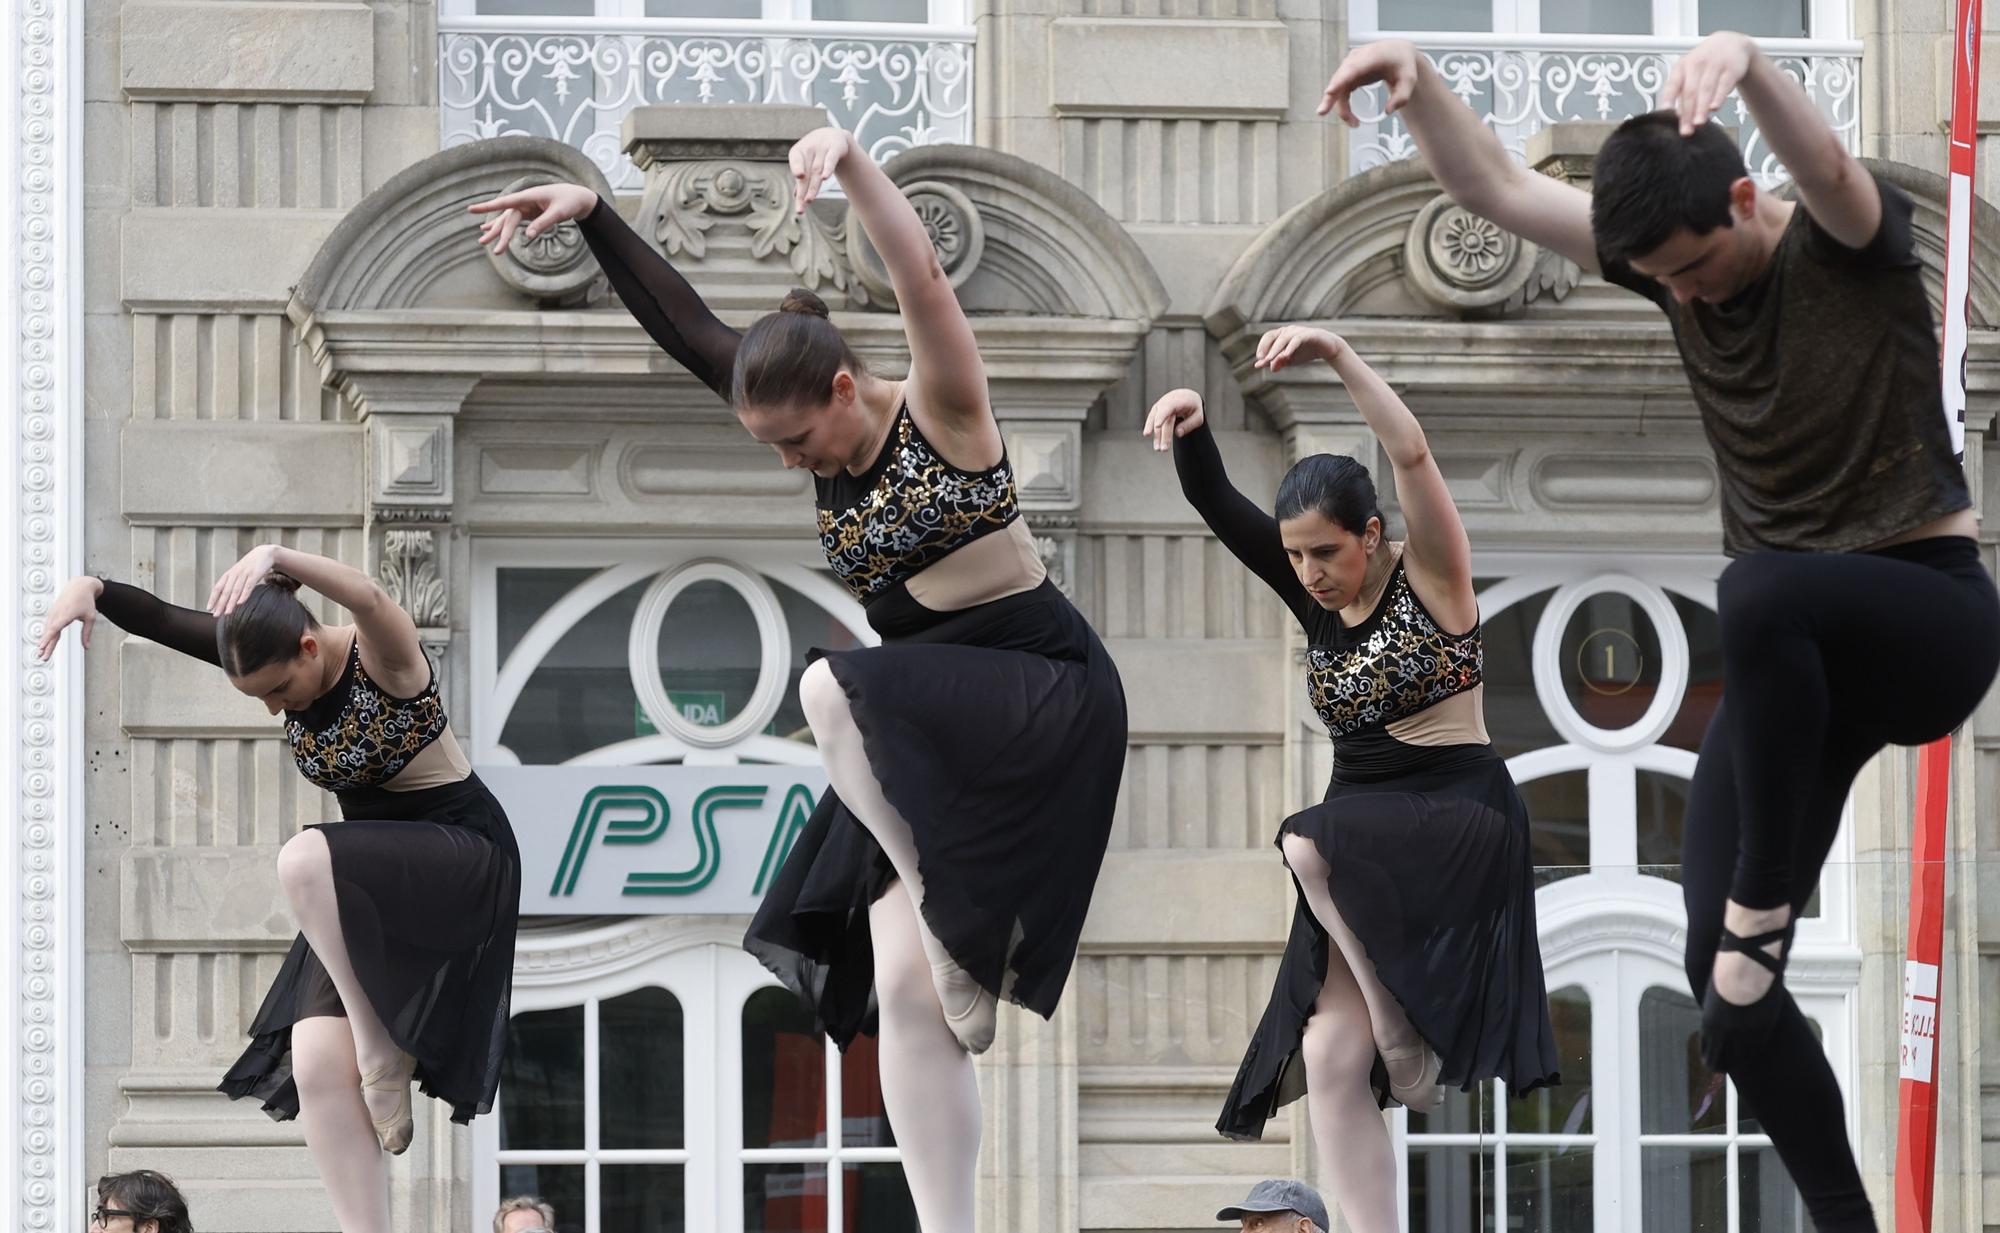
[486, 174, 600, 306]
[848, 179, 984, 307]
[642, 160, 860, 299]
[1403, 193, 1541, 312]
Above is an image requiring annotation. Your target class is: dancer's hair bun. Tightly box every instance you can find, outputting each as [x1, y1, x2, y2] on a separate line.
[778, 288, 831, 319]
[259, 570, 304, 595]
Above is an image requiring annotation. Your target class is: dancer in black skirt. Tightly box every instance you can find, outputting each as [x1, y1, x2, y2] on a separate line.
[470, 126, 1126, 1230]
[1144, 325, 1557, 1232]
[40, 547, 519, 1233]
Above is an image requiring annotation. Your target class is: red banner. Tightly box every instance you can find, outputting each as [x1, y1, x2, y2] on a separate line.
[1896, 3, 1981, 1228]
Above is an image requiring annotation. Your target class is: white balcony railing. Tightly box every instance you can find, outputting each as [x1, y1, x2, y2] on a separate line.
[439, 17, 976, 191]
[1348, 33, 1862, 187]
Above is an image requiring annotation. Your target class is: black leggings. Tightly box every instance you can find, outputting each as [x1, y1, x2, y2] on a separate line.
[1684, 537, 1999, 1231]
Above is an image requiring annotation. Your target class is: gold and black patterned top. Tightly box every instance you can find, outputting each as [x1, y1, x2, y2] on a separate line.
[1307, 559, 1482, 738]
[816, 404, 1020, 602]
[285, 640, 450, 791]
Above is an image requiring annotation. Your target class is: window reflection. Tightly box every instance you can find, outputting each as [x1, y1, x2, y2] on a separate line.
[1519, 771, 1589, 885]
[500, 1004, 585, 1150]
[743, 987, 827, 1151]
[601, 987, 685, 1150]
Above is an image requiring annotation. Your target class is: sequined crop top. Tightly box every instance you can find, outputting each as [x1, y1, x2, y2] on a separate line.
[1169, 423, 1486, 753]
[1306, 560, 1482, 737]
[572, 200, 1026, 605]
[815, 405, 1021, 602]
[93, 580, 452, 792]
[285, 640, 450, 791]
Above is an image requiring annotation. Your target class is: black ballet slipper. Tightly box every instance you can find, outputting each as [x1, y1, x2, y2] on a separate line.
[1698, 917, 1796, 1074]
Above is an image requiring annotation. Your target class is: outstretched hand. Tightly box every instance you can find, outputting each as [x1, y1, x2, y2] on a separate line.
[1142, 389, 1206, 452]
[467, 181, 599, 255]
[789, 127, 858, 215]
[1254, 324, 1347, 373]
[35, 575, 104, 661]
[1660, 31, 1757, 136]
[1319, 39, 1423, 127]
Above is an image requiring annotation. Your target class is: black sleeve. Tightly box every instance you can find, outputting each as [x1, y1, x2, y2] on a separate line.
[1802, 174, 1918, 269]
[1172, 421, 1315, 627]
[95, 580, 222, 667]
[1595, 246, 1674, 312]
[576, 194, 741, 402]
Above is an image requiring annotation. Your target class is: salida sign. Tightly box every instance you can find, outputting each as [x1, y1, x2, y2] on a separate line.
[479, 765, 828, 915]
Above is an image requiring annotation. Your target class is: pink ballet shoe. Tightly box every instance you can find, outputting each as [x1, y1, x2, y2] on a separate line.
[1383, 1041, 1445, 1111]
[933, 963, 998, 1055]
[360, 1050, 418, 1155]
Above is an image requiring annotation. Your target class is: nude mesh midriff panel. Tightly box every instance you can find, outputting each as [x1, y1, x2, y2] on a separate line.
[903, 518, 1047, 611]
[379, 725, 473, 793]
[1384, 683, 1490, 747]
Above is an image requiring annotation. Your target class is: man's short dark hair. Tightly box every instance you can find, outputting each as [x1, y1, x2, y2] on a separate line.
[98, 1170, 192, 1233]
[1591, 110, 1751, 263]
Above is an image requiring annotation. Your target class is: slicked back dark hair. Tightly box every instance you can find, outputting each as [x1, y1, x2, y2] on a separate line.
[215, 572, 319, 676]
[1274, 454, 1383, 539]
[730, 287, 868, 410]
[1591, 111, 1750, 264]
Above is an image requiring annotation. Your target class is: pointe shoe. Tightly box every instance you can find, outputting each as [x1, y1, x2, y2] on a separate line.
[360, 1050, 418, 1155]
[1383, 1040, 1446, 1111]
[933, 962, 998, 1056]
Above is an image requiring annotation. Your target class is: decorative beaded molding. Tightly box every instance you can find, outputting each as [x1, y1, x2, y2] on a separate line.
[10, 0, 80, 1226]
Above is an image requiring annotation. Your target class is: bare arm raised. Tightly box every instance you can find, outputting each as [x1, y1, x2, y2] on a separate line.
[1321, 40, 1599, 272]
[1254, 325, 1477, 634]
[790, 127, 999, 462]
[1661, 32, 1880, 248]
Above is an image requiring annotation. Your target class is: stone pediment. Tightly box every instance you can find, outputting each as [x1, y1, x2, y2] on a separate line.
[292, 136, 616, 314]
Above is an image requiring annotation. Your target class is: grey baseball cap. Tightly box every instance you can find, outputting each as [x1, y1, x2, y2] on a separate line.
[1216, 1178, 1329, 1228]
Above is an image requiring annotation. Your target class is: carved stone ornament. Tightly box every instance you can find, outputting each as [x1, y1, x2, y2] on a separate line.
[1402, 192, 1540, 312]
[485, 174, 601, 306]
[642, 160, 860, 300]
[847, 179, 985, 306]
[378, 527, 449, 629]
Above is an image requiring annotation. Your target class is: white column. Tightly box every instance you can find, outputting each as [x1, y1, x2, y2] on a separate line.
[2, 0, 83, 1226]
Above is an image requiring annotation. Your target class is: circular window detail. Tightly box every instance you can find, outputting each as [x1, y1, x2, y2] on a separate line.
[1533, 576, 1689, 753]
[629, 561, 792, 750]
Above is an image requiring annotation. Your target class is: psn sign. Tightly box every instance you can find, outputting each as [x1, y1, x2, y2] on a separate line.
[480, 765, 828, 915]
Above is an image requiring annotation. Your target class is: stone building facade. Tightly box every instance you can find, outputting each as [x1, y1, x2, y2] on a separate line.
[6, 0, 2000, 1230]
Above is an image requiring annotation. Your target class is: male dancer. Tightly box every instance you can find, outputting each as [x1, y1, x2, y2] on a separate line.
[1321, 31, 1997, 1232]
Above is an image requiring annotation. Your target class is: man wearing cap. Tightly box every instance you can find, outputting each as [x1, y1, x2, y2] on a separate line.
[1216, 1178, 1329, 1232]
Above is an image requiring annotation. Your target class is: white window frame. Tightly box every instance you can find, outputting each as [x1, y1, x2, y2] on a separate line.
[1352, 0, 1850, 39]
[473, 921, 906, 1233]
[469, 538, 874, 769]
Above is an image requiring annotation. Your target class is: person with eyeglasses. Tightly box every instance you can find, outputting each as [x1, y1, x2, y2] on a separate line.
[493, 1195, 557, 1233]
[90, 1169, 192, 1233]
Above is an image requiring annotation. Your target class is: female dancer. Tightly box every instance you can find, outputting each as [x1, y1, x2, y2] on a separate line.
[1145, 325, 1557, 1232]
[40, 548, 519, 1233]
[469, 126, 1126, 1230]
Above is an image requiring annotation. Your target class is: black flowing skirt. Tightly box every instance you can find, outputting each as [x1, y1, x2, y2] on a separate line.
[745, 578, 1127, 1047]
[1219, 743, 1558, 1140]
[219, 772, 521, 1125]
